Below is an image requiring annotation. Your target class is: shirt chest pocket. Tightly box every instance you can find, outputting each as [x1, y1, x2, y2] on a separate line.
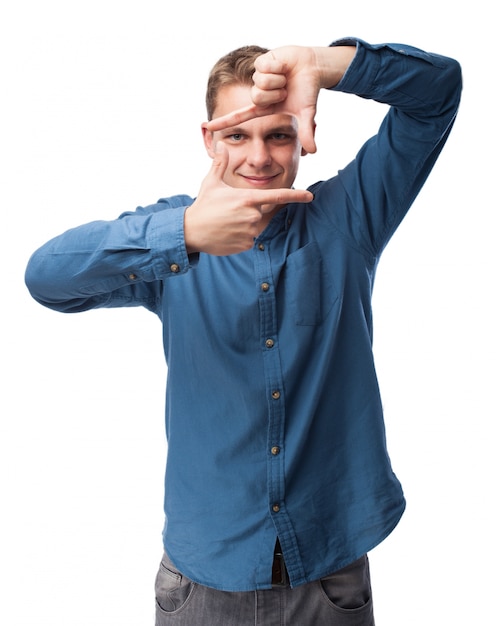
[283, 242, 338, 326]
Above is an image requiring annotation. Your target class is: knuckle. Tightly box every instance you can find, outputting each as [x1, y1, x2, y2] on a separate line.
[255, 74, 271, 90]
[248, 210, 262, 225]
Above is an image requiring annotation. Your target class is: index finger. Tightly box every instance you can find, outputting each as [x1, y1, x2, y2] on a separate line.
[204, 103, 277, 132]
[256, 187, 314, 212]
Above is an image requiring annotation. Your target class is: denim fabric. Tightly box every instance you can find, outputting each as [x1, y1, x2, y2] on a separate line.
[25, 39, 462, 592]
[155, 551, 374, 626]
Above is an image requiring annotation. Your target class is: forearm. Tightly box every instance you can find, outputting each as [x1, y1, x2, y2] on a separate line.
[330, 39, 462, 121]
[25, 201, 193, 313]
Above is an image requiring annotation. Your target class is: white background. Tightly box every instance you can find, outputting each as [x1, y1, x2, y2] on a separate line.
[1, 1, 493, 624]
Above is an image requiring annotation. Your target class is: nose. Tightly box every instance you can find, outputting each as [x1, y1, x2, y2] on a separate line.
[246, 139, 271, 168]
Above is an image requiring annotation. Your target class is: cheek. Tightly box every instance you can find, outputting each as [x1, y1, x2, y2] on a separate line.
[285, 150, 301, 177]
[279, 144, 300, 166]
[224, 149, 244, 175]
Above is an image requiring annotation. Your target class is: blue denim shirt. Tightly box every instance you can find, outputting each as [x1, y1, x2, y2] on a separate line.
[25, 39, 462, 591]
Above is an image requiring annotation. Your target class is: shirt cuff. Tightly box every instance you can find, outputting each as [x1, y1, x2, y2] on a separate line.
[149, 206, 198, 279]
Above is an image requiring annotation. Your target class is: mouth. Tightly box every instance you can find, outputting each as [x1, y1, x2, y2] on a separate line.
[240, 174, 280, 187]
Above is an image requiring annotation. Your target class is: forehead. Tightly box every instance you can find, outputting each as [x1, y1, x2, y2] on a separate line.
[213, 84, 298, 133]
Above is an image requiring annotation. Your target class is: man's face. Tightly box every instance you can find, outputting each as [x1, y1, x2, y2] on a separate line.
[202, 84, 305, 192]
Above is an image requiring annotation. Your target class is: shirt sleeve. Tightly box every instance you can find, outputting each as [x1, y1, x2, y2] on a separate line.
[314, 38, 462, 256]
[24, 195, 197, 314]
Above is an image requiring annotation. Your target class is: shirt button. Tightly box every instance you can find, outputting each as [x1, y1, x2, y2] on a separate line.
[258, 243, 265, 251]
[272, 504, 280, 513]
[261, 282, 270, 292]
[170, 263, 180, 273]
[271, 446, 280, 456]
[271, 390, 280, 400]
[265, 338, 275, 349]
[128, 273, 137, 281]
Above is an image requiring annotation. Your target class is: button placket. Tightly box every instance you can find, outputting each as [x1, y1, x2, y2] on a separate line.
[254, 239, 287, 530]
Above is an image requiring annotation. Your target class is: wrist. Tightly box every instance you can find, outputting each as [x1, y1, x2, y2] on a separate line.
[183, 205, 201, 255]
[315, 45, 356, 89]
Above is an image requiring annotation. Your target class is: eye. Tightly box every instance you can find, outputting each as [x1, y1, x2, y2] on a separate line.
[228, 133, 244, 142]
[269, 131, 297, 144]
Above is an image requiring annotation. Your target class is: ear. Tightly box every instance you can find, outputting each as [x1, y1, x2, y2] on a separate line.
[201, 122, 216, 159]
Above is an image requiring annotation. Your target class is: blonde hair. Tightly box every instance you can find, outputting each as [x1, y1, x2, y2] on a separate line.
[206, 45, 268, 120]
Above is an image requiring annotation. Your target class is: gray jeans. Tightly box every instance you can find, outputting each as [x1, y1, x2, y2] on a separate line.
[155, 550, 374, 625]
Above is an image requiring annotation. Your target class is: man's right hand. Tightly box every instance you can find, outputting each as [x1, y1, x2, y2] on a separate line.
[184, 142, 313, 256]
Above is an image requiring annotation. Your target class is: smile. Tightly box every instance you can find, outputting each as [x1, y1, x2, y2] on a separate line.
[241, 174, 279, 186]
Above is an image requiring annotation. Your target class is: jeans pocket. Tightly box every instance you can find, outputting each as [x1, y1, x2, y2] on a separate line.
[319, 555, 372, 611]
[155, 552, 195, 614]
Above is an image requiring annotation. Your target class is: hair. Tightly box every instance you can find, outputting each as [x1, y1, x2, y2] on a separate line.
[206, 45, 269, 120]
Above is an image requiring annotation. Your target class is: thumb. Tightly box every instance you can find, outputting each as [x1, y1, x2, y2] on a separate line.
[297, 110, 317, 154]
[209, 141, 229, 182]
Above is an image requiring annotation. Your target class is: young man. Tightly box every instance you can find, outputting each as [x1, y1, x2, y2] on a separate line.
[25, 38, 462, 625]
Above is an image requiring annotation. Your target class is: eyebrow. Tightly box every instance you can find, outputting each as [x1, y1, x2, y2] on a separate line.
[268, 124, 298, 134]
[220, 124, 298, 135]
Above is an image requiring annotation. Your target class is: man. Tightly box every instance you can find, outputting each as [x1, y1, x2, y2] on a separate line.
[25, 37, 462, 625]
